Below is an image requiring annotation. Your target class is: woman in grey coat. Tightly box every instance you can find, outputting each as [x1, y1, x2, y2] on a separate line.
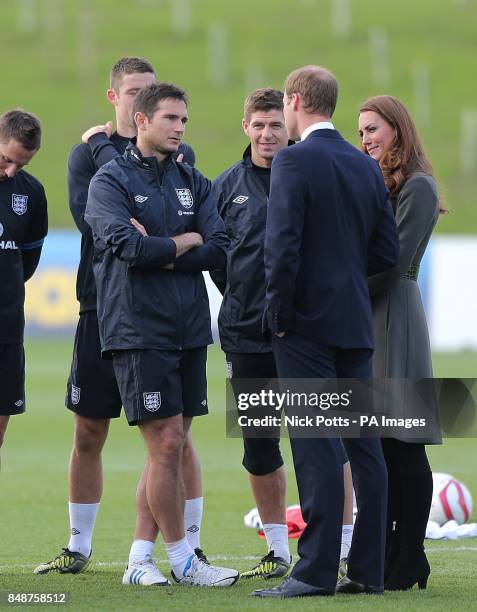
[358, 95, 444, 591]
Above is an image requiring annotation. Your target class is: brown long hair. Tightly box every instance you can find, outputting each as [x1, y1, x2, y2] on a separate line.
[359, 95, 434, 192]
[359, 95, 447, 213]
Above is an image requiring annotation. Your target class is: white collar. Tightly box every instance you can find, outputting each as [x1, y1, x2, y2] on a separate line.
[300, 121, 335, 141]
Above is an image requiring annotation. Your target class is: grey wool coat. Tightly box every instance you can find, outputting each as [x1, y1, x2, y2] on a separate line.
[368, 172, 442, 444]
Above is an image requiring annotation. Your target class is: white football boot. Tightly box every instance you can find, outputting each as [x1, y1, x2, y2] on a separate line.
[122, 555, 170, 586]
[171, 554, 239, 587]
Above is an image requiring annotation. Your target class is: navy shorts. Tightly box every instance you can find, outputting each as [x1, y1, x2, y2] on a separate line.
[0, 343, 25, 416]
[112, 346, 209, 426]
[66, 311, 122, 419]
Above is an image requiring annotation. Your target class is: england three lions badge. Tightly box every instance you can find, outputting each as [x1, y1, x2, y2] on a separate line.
[143, 392, 161, 412]
[175, 188, 193, 209]
[12, 194, 28, 215]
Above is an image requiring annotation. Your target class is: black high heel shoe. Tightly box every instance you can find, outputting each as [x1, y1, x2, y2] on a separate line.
[384, 551, 430, 591]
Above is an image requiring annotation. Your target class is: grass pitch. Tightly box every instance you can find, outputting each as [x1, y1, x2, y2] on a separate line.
[0, 340, 476, 610]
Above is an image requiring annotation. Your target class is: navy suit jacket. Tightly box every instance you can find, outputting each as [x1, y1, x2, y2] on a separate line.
[265, 129, 399, 349]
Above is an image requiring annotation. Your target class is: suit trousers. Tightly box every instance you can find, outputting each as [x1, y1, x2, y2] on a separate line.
[272, 332, 387, 591]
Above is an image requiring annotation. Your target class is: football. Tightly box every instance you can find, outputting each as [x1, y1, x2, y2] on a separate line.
[430, 472, 474, 526]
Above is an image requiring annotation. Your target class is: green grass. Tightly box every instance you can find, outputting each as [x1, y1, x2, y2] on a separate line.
[0, 0, 476, 232]
[0, 340, 476, 610]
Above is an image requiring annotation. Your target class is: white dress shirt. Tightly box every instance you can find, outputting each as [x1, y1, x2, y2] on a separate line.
[300, 121, 335, 141]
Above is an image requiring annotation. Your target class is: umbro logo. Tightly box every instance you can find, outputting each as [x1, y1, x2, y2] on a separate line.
[134, 195, 148, 203]
[187, 525, 199, 533]
[70, 528, 81, 535]
[71, 384, 81, 405]
[201, 399, 207, 406]
[14, 399, 24, 407]
[233, 195, 249, 204]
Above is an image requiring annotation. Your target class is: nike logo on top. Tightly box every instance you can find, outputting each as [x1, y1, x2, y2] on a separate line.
[134, 195, 148, 203]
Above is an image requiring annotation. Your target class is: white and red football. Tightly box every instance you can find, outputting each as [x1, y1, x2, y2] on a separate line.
[430, 472, 473, 526]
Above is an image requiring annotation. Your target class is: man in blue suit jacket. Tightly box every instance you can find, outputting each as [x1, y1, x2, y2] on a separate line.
[253, 66, 399, 598]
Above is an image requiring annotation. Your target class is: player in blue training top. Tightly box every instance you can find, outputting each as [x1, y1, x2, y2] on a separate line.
[0, 109, 48, 466]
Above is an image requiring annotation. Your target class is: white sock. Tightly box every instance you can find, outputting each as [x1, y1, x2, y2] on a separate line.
[165, 537, 195, 577]
[340, 524, 354, 559]
[128, 539, 155, 565]
[68, 502, 100, 556]
[184, 497, 203, 550]
[262, 523, 290, 562]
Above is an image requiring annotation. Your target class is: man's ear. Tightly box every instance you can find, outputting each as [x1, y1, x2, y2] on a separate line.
[107, 88, 118, 106]
[242, 118, 250, 138]
[292, 93, 301, 112]
[134, 111, 147, 132]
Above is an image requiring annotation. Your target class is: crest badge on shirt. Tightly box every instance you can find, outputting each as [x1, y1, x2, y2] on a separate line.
[175, 188, 193, 209]
[12, 194, 28, 215]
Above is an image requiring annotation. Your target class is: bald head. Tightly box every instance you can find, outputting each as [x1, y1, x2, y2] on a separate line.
[285, 65, 338, 117]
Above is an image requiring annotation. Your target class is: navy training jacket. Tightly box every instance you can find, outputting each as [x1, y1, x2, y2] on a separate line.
[68, 132, 195, 313]
[85, 143, 228, 354]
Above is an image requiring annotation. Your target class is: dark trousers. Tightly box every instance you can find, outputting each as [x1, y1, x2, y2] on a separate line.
[272, 332, 387, 591]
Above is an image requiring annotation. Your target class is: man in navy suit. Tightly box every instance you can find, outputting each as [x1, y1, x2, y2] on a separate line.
[253, 66, 399, 598]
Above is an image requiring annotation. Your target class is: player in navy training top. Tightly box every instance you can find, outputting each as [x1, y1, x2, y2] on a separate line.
[34, 57, 205, 586]
[0, 109, 47, 463]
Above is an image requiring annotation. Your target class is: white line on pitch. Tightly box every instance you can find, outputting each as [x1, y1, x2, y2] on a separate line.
[1, 549, 477, 571]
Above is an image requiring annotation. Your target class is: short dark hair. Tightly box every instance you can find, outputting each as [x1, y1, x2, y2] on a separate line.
[244, 88, 284, 121]
[0, 109, 42, 150]
[285, 65, 338, 117]
[110, 56, 155, 92]
[133, 83, 188, 120]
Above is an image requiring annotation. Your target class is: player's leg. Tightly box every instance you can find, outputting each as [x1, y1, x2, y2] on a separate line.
[0, 343, 26, 468]
[0, 415, 10, 468]
[140, 416, 189, 543]
[180, 348, 209, 559]
[182, 427, 207, 559]
[67, 414, 110, 553]
[125, 419, 205, 584]
[124, 457, 168, 585]
[226, 351, 291, 579]
[244, 465, 292, 579]
[0, 416, 9, 446]
[34, 421, 109, 575]
[35, 312, 122, 575]
[241, 440, 290, 578]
